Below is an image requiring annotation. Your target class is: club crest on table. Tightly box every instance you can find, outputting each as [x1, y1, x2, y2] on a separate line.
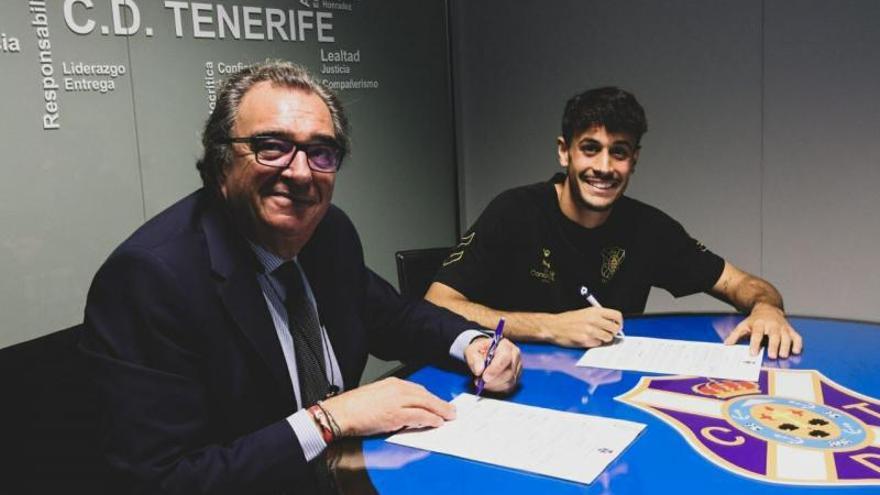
[617, 369, 880, 486]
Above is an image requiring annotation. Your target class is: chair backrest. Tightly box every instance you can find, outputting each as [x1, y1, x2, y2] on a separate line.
[0, 324, 112, 493]
[395, 247, 451, 299]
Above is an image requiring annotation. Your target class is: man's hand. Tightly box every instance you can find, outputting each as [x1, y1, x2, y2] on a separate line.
[723, 303, 803, 359]
[544, 307, 623, 348]
[320, 377, 456, 437]
[711, 262, 802, 359]
[464, 337, 522, 393]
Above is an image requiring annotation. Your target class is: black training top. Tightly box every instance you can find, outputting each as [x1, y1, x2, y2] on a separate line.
[434, 173, 725, 314]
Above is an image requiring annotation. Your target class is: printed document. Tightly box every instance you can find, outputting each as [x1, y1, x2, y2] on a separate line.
[576, 336, 762, 381]
[386, 393, 645, 484]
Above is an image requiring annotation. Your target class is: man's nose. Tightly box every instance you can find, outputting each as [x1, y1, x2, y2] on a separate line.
[592, 149, 612, 172]
[281, 149, 313, 184]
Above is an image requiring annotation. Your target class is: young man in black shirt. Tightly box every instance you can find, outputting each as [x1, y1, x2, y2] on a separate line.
[426, 87, 802, 360]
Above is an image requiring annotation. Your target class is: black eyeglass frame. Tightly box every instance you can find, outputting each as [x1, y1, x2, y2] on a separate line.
[222, 135, 345, 173]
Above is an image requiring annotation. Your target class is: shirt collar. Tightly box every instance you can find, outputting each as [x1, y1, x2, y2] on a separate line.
[247, 241, 293, 274]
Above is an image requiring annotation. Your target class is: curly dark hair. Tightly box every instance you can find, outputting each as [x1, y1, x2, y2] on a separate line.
[561, 87, 647, 146]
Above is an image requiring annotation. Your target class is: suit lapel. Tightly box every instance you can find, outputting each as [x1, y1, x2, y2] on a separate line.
[200, 199, 294, 400]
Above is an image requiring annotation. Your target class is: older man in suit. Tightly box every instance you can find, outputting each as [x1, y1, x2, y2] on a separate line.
[81, 60, 521, 494]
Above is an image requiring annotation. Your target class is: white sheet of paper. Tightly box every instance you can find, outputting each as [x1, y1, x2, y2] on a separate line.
[385, 393, 645, 484]
[576, 336, 763, 381]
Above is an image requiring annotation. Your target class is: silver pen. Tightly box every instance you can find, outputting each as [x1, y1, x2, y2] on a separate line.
[580, 286, 625, 338]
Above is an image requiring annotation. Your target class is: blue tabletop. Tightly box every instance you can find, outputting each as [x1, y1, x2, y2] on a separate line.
[361, 314, 880, 494]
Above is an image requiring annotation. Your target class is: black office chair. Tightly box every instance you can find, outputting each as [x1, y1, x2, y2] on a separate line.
[394, 247, 451, 299]
[0, 324, 112, 494]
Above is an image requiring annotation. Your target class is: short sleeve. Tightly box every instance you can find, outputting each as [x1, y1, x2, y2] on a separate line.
[650, 215, 725, 298]
[433, 194, 513, 301]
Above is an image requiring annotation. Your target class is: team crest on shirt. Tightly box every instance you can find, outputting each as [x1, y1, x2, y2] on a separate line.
[600, 246, 626, 283]
[617, 369, 880, 486]
[529, 247, 556, 283]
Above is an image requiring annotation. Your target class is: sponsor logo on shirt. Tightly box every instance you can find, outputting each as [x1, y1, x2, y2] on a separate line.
[529, 247, 556, 283]
[601, 246, 626, 283]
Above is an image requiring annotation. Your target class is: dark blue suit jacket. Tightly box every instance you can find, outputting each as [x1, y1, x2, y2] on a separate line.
[81, 190, 471, 494]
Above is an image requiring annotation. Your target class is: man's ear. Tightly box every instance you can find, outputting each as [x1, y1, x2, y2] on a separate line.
[631, 147, 641, 172]
[557, 136, 570, 167]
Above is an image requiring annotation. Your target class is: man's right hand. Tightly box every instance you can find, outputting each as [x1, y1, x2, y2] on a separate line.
[426, 282, 623, 349]
[544, 307, 623, 348]
[319, 377, 456, 438]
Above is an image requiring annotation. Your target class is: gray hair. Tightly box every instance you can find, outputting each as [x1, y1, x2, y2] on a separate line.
[196, 60, 350, 196]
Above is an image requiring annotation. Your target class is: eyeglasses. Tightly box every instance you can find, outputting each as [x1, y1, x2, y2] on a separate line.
[223, 135, 344, 173]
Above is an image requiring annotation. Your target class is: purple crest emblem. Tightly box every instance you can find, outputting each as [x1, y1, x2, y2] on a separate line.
[617, 369, 880, 485]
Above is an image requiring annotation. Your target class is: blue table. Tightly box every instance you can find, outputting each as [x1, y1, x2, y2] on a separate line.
[359, 314, 880, 494]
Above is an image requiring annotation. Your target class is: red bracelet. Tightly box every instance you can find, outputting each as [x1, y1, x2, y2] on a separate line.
[308, 405, 335, 444]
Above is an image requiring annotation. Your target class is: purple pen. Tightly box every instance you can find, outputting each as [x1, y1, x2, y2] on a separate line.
[475, 317, 505, 396]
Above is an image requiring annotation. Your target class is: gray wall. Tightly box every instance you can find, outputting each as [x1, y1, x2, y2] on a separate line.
[0, 0, 459, 383]
[450, 0, 880, 321]
[4, 0, 878, 363]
